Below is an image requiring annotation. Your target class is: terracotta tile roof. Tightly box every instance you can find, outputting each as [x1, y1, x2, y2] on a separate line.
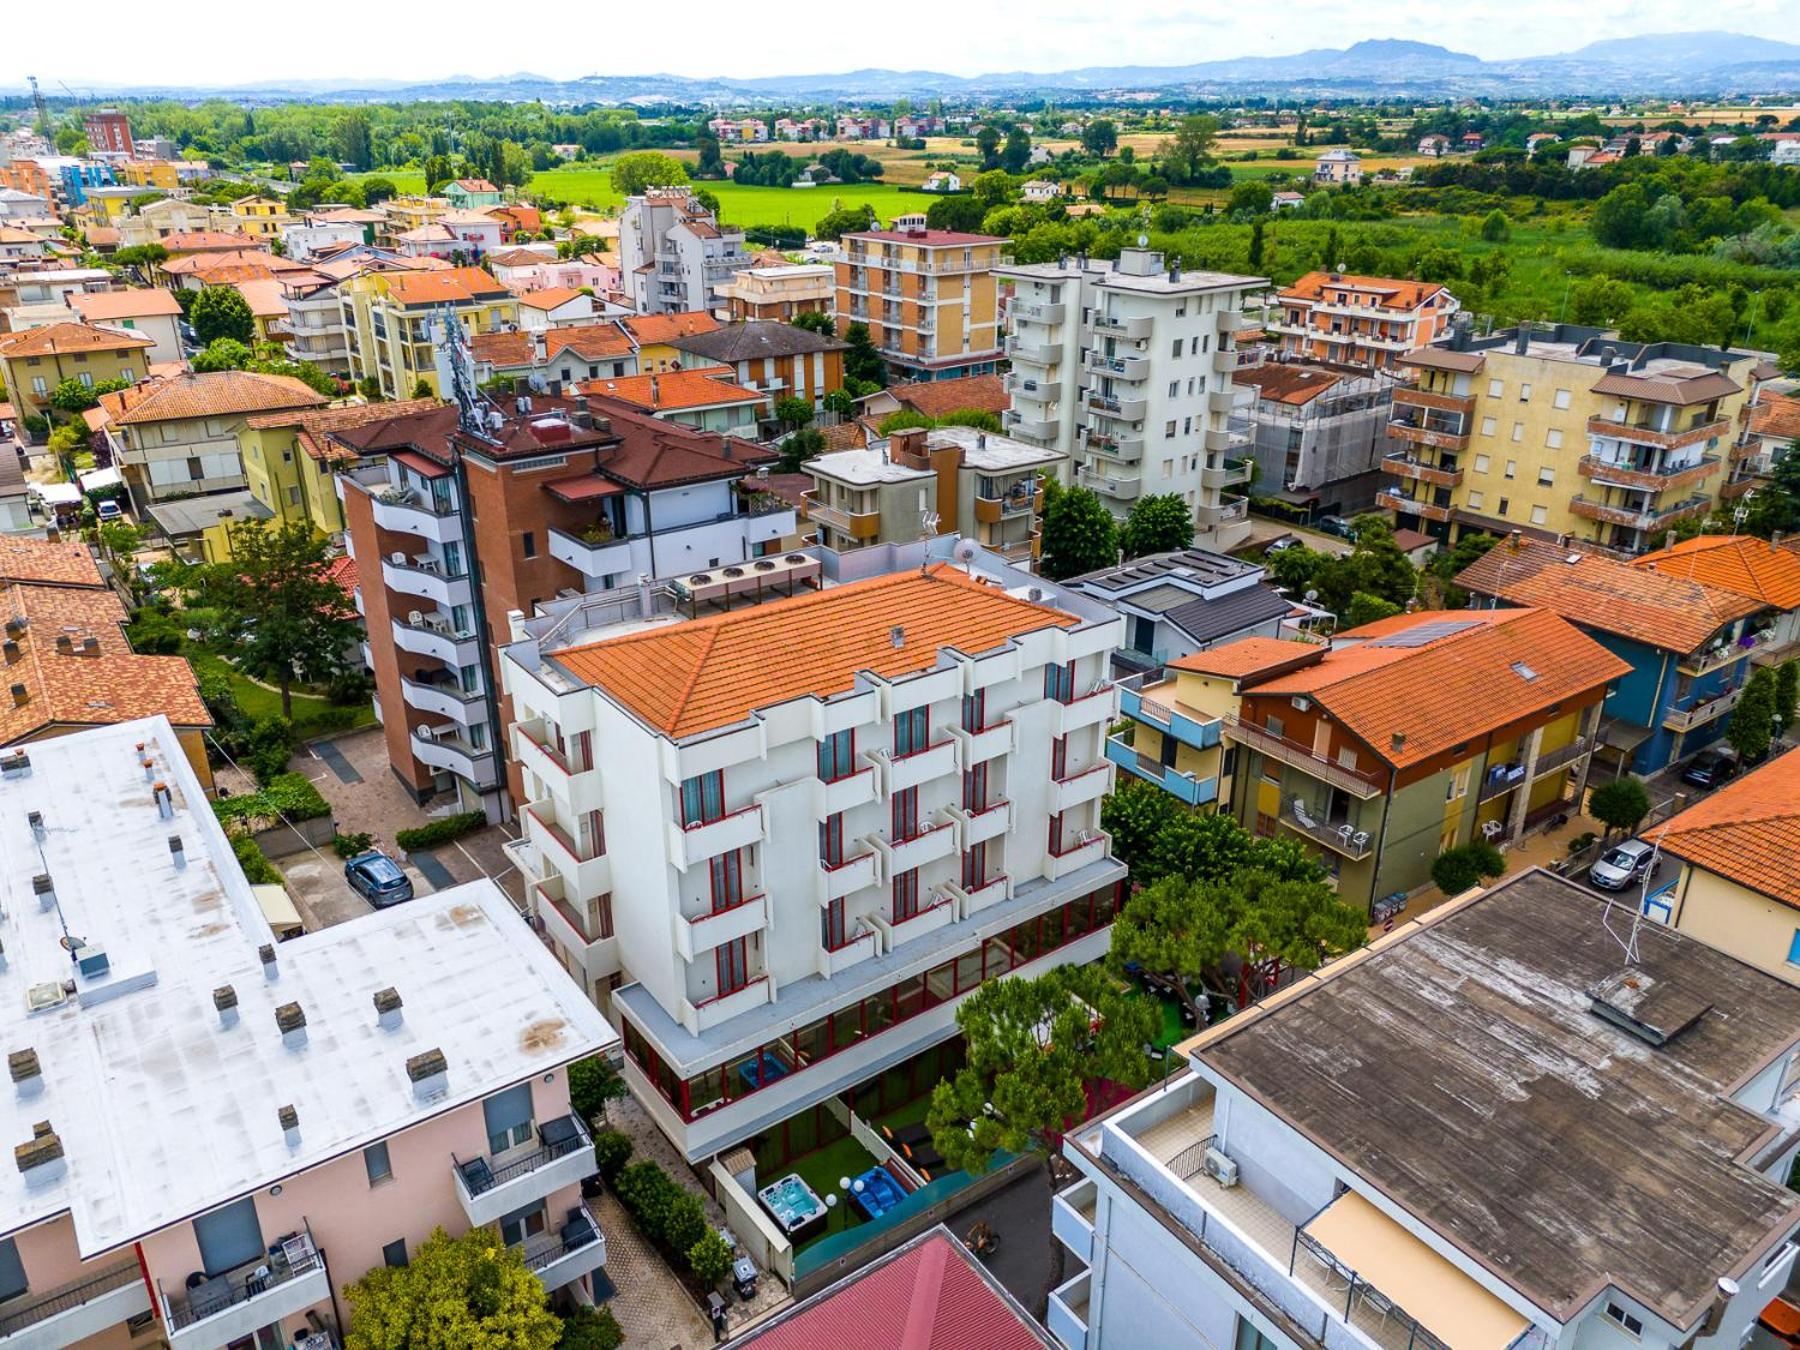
[162, 251, 313, 284]
[323, 554, 358, 597]
[582, 367, 763, 411]
[1278, 271, 1452, 311]
[384, 266, 510, 306]
[1653, 748, 1800, 908]
[232, 277, 289, 319]
[1233, 364, 1345, 406]
[451, 178, 498, 193]
[101, 370, 326, 426]
[619, 311, 721, 347]
[845, 229, 1007, 247]
[0, 321, 154, 357]
[585, 403, 776, 489]
[517, 286, 587, 311]
[1248, 608, 1629, 770]
[735, 1231, 1051, 1350]
[68, 288, 183, 321]
[1632, 534, 1800, 610]
[471, 322, 634, 369]
[245, 397, 442, 461]
[0, 581, 211, 743]
[889, 373, 1008, 418]
[489, 248, 553, 269]
[159, 229, 253, 252]
[555, 563, 1079, 739]
[0, 535, 105, 588]
[1590, 366, 1740, 406]
[671, 321, 846, 362]
[1456, 537, 1766, 653]
[1749, 394, 1800, 443]
[1170, 637, 1322, 680]
[819, 419, 871, 451]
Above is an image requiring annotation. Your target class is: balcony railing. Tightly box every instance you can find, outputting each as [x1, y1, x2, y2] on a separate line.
[1586, 414, 1727, 451]
[1224, 716, 1387, 799]
[0, 1261, 145, 1341]
[1679, 632, 1767, 677]
[1568, 494, 1712, 533]
[456, 1115, 593, 1199]
[1663, 686, 1743, 732]
[164, 1222, 325, 1334]
[1577, 454, 1719, 493]
[1282, 800, 1374, 859]
[1381, 451, 1463, 488]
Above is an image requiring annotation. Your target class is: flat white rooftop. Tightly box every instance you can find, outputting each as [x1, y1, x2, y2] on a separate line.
[0, 716, 616, 1258]
[806, 447, 932, 486]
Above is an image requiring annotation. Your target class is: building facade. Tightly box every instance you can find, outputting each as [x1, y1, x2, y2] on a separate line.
[716, 263, 836, 322]
[1267, 272, 1458, 371]
[619, 188, 751, 316]
[1231, 357, 1398, 518]
[838, 228, 1008, 384]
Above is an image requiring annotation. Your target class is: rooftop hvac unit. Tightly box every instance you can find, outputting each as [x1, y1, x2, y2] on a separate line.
[1203, 1147, 1239, 1188]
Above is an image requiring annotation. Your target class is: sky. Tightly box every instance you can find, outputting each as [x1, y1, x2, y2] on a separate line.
[2, 0, 1796, 88]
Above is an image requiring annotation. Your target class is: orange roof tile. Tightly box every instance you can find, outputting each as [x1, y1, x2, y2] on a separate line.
[1277, 270, 1452, 312]
[1170, 637, 1321, 680]
[620, 311, 721, 346]
[159, 229, 253, 252]
[555, 564, 1080, 739]
[1632, 534, 1800, 611]
[1455, 536, 1765, 653]
[0, 321, 154, 358]
[101, 370, 326, 426]
[518, 286, 587, 311]
[1247, 608, 1629, 770]
[384, 266, 511, 306]
[889, 374, 1008, 419]
[1652, 747, 1800, 908]
[1749, 394, 1800, 444]
[245, 397, 441, 461]
[68, 288, 184, 321]
[582, 367, 763, 411]
[0, 535, 105, 588]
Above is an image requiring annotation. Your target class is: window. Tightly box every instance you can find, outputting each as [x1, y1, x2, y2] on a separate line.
[364, 1141, 392, 1185]
[521, 531, 536, 559]
[1604, 1304, 1644, 1338]
[1530, 505, 1549, 525]
[1044, 661, 1076, 703]
[961, 690, 986, 732]
[1487, 378, 1504, 399]
[1518, 383, 1532, 402]
[194, 1197, 264, 1277]
[499, 1202, 547, 1249]
[1171, 339, 1184, 358]
[819, 813, 844, 867]
[78, 371, 93, 389]
[1480, 416, 1497, 437]
[1787, 930, 1800, 966]
[1504, 460, 1517, 479]
[482, 1083, 535, 1155]
[893, 706, 928, 756]
[1554, 388, 1572, 410]
[1473, 454, 1491, 474]
[892, 868, 920, 920]
[1164, 420, 1177, 439]
[716, 936, 748, 994]
[892, 786, 919, 839]
[382, 1238, 408, 1268]
[1545, 428, 1564, 450]
[962, 763, 989, 812]
[1236, 1316, 1279, 1350]
[823, 896, 847, 949]
[708, 850, 743, 909]
[0, 1237, 24, 1304]
[1538, 467, 1556, 486]
[1509, 423, 1524, 443]
[961, 842, 987, 888]
[1498, 497, 1510, 515]
[817, 729, 854, 781]
[1468, 490, 1485, 510]
[679, 770, 723, 826]
[1168, 381, 1180, 398]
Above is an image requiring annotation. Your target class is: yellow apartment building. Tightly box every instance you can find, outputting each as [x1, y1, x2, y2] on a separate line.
[378, 196, 449, 245]
[239, 397, 442, 534]
[836, 228, 1007, 383]
[1381, 324, 1761, 553]
[343, 267, 518, 398]
[0, 322, 155, 434]
[230, 195, 294, 239]
[115, 160, 181, 191]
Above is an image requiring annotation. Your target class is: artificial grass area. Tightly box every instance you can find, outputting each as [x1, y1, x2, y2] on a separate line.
[872, 1092, 934, 1136]
[779, 1135, 883, 1248]
[1125, 987, 1196, 1052]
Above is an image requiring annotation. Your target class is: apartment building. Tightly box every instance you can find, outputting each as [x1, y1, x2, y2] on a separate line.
[472, 324, 639, 393]
[66, 287, 184, 365]
[619, 188, 751, 316]
[1311, 148, 1362, 184]
[996, 248, 1265, 549]
[95, 371, 328, 514]
[1380, 325, 1760, 552]
[82, 108, 134, 155]
[229, 196, 294, 241]
[115, 197, 227, 248]
[1232, 357, 1398, 517]
[668, 321, 847, 410]
[497, 544, 1127, 1162]
[803, 425, 1061, 566]
[837, 228, 1008, 383]
[618, 311, 722, 373]
[1121, 607, 1625, 909]
[1456, 536, 1772, 775]
[1055, 867, 1800, 1350]
[341, 267, 519, 400]
[277, 249, 446, 379]
[0, 321, 153, 437]
[336, 381, 790, 818]
[444, 177, 504, 209]
[239, 398, 441, 535]
[0, 715, 616, 1350]
[715, 262, 836, 322]
[1267, 272, 1458, 371]
[1725, 391, 1800, 499]
[1633, 533, 1800, 667]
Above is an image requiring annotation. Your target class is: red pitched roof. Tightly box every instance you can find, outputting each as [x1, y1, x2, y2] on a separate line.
[1654, 747, 1800, 908]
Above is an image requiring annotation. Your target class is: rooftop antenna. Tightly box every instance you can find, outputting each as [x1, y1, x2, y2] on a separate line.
[438, 304, 496, 442]
[918, 512, 940, 573]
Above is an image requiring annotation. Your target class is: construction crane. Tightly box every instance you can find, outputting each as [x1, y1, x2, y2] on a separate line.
[26, 76, 49, 135]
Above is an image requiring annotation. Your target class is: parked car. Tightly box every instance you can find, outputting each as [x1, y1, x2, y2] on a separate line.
[1264, 536, 1301, 556]
[95, 498, 123, 522]
[1590, 839, 1659, 891]
[1316, 515, 1358, 541]
[1680, 748, 1739, 790]
[345, 850, 414, 908]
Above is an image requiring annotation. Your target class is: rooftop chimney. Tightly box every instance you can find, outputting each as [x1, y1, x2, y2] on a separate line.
[44, 527, 58, 544]
[27, 811, 43, 841]
[152, 782, 172, 820]
[1514, 325, 1530, 356]
[54, 635, 72, 656]
[374, 986, 404, 1032]
[2, 619, 21, 640]
[407, 1048, 449, 1101]
[142, 757, 155, 783]
[9, 1049, 42, 1098]
[889, 625, 905, 649]
[168, 834, 185, 870]
[1391, 732, 1407, 751]
[275, 1001, 307, 1049]
[32, 874, 54, 912]
[9, 684, 27, 709]
[0, 751, 29, 779]
[260, 943, 278, 981]
[213, 984, 238, 1028]
[278, 1104, 300, 1149]
[15, 1122, 65, 1188]
[80, 637, 100, 657]
[2, 640, 19, 665]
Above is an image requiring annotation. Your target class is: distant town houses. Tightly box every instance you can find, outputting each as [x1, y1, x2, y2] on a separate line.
[1312, 148, 1362, 185]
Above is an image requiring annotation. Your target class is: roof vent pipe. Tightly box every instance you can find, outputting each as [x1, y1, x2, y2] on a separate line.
[152, 782, 173, 820]
[213, 984, 238, 1029]
[2, 641, 19, 665]
[275, 1002, 307, 1050]
[260, 943, 278, 981]
[374, 987, 404, 1032]
[168, 835, 185, 870]
[407, 1048, 449, 1102]
[27, 811, 43, 842]
[890, 625, 904, 649]
[278, 1104, 300, 1149]
[142, 757, 155, 783]
[9, 1049, 42, 1099]
[32, 874, 53, 912]
[9, 684, 26, 708]
[15, 1122, 65, 1189]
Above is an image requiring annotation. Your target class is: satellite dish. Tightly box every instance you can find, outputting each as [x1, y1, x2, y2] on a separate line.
[954, 538, 980, 566]
[1137, 233, 1149, 248]
[1303, 589, 1318, 603]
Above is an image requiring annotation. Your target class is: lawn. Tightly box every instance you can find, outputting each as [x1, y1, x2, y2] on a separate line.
[529, 167, 927, 231]
[183, 646, 373, 731]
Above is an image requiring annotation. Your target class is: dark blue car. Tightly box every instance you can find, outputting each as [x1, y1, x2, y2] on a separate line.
[345, 851, 414, 908]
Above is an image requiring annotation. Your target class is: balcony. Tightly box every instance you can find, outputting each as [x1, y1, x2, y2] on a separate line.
[682, 973, 773, 1033]
[869, 889, 958, 952]
[1206, 389, 1238, 416]
[548, 527, 635, 581]
[1663, 685, 1743, 732]
[1078, 466, 1141, 501]
[1046, 829, 1110, 881]
[1392, 385, 1475, 416]
[1474, 759, 1528, 804]
[1011, 299, 1066, 325]
[973, 484, 1042, 526]
[1085, 391, 1148, 423]
[1530, 735, 1591, 779]
[400, 673, 486, 725]
[0, 1261, 149, 1347]
[818, 849, 880, 903]
[1085, 428, 1145, 459]
[1085, 350, 1150, 382]
[1378, 487, 1455, 524]
[947, 717, 1015, 768]
[1089, 312, 1152, 340]
[869, 739, 959, 795]
[945, 872, 1012, 920]
[522, 1203, 607, 1292]
[676, 893, 769, 961]
[381, 553, 473, 609]
[814, 764, 878, 819]
[1052, 1178, 1098, 1265]
[1045, 685, 1117, 736]
[818, 924, 881, 978]
[1047, 1268, 1092, 1350]
[1568, 494, 1711, 533]
[515, 723, 604, 815]
[1380, 452, 1463, 488]
[1105, 733, 1218, 807]
[453, 1115, 596, 1228]
[1003, 410, 1059, 441]
[945, 797, 1013, 849]
[1201, 459, 1253, 490]
[163, 1223, 330, 1350]
[1387, 414, 1470, 453]
[802, 494, 882, 540]
[1119, 680, 1223, 751]
[523, 804, 611, 898]
[1225, 716, 1386, 799]
[1282, 799, 1374, 859]
[868, 817, 957, 876]
[1049, 762, 1114, 813]
[1577, 454, 1719, 494]
[1586, 413, 1728, 452]
[369, 486, 460, 544]
[1681, 632, 1769, 677]
[1005, 336, 1060, 365]
[667, 802, 765, 871]
[1194, 496, 1251, 530]
[411, 727, 499, 787]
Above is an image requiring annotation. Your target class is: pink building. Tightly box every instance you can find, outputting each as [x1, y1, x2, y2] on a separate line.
[0, 716, 617, 1349]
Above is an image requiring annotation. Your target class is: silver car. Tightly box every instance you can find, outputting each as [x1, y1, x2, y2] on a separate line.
[1590, 839, 1657, 891]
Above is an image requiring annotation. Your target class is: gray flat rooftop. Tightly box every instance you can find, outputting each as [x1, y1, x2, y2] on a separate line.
[1196, 869, 1800, 1329]
[1070, 547, 1260, 594]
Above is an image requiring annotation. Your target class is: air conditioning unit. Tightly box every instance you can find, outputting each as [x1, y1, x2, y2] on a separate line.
[1203, 1146, 1240, 1188]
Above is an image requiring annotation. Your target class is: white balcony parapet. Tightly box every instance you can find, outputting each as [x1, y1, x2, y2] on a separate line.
[667, 803, 765, 872]
[675, 893, 770, 961]
[452, 1115, 596, 1229]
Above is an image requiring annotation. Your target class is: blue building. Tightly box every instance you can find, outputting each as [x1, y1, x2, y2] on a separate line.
[1457, 535, 1772, 775]
[59, 161, 115, 206]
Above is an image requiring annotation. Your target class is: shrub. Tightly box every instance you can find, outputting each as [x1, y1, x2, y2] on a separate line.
[663, 1189, 709, 1256]
[591, 1128, 633, 1186]
[394, 810, 487, 852]
[213, 771, 331, 826]
[614, 1161, 677, 1241]
[557, 1306, 624, 1350]
[325, 667, 371, 705]
[1567, 831, 1598, 855]
[569, 1055, 626, 1123]
[1430, 840, 1506, 895]
[687, 1229, 733, 1288]
[246, 715, 295, 785]
[232, 834, 281, 884]
[333, 830, 374, 859]
[1589, 777, 1651, 836]
[291, 705, 362, 738]
[126, 609, 185, 655]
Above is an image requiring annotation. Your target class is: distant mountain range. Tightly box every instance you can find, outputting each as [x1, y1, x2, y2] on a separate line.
[17, 32, 1800, 104]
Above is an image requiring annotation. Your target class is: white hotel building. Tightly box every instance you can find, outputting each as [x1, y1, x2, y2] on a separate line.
[997, 247, 1265, 550]
[1049, 869, 1800, 1350]
[499, 542, 1129, 1163]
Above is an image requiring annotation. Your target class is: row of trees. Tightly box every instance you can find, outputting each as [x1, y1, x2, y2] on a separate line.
[1037, 483, 1200, 580]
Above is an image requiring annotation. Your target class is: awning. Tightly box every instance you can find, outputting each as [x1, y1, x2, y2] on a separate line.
[78, 466, 123, 493]
[29, 482, 81, 505]
[1598, 715, 1655, 752]
[1302, 1191, 1528, 1350]
[251, 883, 304, 937]
[391, 450, 451, 479]
[544, 474, 624, 503]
